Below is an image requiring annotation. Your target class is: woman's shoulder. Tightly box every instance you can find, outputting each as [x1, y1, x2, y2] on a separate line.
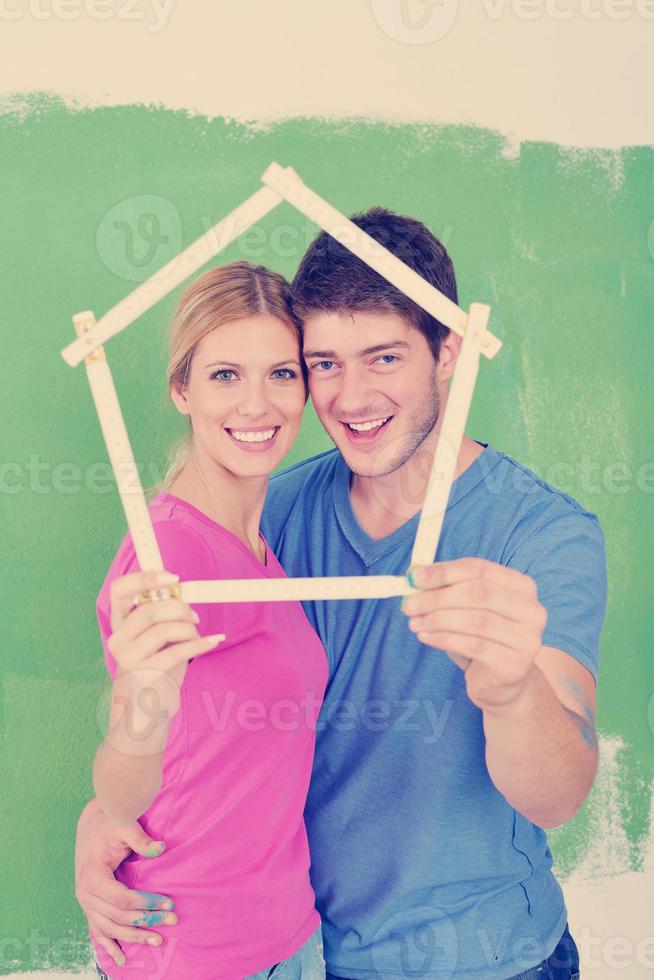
[97, 495, 219, 599]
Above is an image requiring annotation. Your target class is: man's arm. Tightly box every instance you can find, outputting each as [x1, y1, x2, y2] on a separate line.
[402, 558, 599, 828]
[482, 647, 598, 827]
[75, 798, 177, 967]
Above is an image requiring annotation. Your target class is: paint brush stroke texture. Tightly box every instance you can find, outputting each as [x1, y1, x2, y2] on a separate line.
[0, 94, 652, 973]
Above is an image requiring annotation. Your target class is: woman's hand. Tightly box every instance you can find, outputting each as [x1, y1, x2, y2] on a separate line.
[107, 569, 225, 718]
[75, 798, 177, 967]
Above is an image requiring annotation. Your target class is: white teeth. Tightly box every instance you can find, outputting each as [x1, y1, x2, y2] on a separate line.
[229, 428, 276, 443]
[347, 417, 390, 432]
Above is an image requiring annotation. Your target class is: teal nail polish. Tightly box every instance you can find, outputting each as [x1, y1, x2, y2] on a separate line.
[138, 890, 171, 910]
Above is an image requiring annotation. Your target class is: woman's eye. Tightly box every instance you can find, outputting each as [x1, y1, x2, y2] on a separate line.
[210, 370, 237, 382]
[272, 368, 297, 380]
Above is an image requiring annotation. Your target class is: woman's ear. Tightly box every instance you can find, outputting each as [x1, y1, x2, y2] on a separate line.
[169, 382, 190, 417]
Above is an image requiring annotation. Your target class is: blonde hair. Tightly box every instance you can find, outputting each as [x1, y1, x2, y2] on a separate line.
[146, 261, 305, 499]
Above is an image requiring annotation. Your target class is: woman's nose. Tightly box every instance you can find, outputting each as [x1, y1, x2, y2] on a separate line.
[236, 383, 271, 418]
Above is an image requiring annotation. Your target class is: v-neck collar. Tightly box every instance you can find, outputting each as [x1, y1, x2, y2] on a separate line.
[154, 492, 271, 573]
[332, 441, 499, 567]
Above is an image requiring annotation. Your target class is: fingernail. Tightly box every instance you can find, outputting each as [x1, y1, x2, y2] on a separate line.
[145, 841, 166, 857]
[116, 954, 126, 966]
[206, 633, 226, 645]
[407, 567, 425, 588]
[160, 899, 174, 911]
[147, 936, 161, 946]
[191, 611, 200, 624]
[164, 913, 178, 925]
[157, 572, 179, 583]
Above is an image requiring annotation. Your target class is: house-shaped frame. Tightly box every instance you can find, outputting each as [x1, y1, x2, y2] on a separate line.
[61, 163, 501, 606]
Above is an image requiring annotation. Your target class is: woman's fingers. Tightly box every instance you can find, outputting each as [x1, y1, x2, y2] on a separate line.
[109, 569, 180, 631]
[134, 633, 226, 676]
[111, 619, 200, 665]
[115, 598, 199, 643]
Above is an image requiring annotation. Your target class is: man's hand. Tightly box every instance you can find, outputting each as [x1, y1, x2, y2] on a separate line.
[402, 558, 548, 712]
[75, 798, 177, 966]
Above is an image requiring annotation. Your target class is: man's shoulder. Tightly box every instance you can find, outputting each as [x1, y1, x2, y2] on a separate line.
[486, 446, 604, 556]
[262, 447, 341, 545]
[268, 447, 341, 500]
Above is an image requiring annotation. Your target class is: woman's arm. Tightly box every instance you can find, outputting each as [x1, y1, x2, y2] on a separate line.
[92, 671, 172, 826]
[93, 568, 224, 825]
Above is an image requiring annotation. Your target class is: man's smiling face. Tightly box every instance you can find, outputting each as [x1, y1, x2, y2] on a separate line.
[303, 309, 444, 478]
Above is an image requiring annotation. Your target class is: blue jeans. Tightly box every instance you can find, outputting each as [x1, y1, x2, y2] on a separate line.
[95, 925, 325, 980]
[504, 921, 581, 979]
[245, 925, 325, 980]
[326, 921, 581, 980]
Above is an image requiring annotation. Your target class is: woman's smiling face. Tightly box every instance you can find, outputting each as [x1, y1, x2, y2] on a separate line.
[171, 314, 306, 479]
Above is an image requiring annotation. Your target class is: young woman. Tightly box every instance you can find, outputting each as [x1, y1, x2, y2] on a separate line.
[90, 261, 328, 980]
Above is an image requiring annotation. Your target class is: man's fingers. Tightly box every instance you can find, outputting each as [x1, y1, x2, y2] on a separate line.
[408, 608, 541, 654]
[90, 909, 165, 946]
[88, 892, 177, 930]
[91, 931, 126, 967]
[81, 871, 174, 918]
[416, 630, 523, 673]
[120, 823, 168, 860]
[403, 579, 540, 624]
[409, 558, 536, 597]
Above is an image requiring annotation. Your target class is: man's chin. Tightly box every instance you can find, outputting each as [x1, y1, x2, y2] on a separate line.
[335, 442, 407, 479]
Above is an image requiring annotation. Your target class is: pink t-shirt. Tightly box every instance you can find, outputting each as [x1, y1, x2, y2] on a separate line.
[91, 493, 328, 980]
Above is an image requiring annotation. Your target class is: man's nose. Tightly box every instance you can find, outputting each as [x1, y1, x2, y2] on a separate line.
[333, 366, 373, 418]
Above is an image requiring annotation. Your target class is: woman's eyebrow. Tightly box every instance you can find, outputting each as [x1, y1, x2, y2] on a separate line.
[204, 359, 303, 369]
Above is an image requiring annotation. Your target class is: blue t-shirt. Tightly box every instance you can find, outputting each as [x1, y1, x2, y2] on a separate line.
[261, 441, 607, 980]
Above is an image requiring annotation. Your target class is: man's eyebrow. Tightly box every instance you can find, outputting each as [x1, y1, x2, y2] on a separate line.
[204, 359, 302, 369]
[303, 341, 410, 359]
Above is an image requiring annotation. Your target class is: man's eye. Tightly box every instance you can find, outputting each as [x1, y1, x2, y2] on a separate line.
[210, 370, 237, 382]
[377, 354, 398, 365]
[313, 361, 335, 372]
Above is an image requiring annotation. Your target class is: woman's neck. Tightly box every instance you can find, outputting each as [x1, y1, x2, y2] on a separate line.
[166, 454, 268, 563]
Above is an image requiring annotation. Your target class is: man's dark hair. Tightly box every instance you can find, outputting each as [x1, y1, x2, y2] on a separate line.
[291, 206, 457, 362]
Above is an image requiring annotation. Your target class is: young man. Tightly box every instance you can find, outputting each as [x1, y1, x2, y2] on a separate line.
[75, 209, 604, 979]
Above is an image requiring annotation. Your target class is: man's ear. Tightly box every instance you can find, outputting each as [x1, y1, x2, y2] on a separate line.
[169, 382, 190, 417]
[436, 330, 461, 383]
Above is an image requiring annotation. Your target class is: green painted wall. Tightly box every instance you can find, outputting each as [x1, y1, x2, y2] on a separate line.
[1, 93, 652, 972]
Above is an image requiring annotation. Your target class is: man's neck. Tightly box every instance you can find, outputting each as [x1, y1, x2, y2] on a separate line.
[349, 434, 485, 542]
